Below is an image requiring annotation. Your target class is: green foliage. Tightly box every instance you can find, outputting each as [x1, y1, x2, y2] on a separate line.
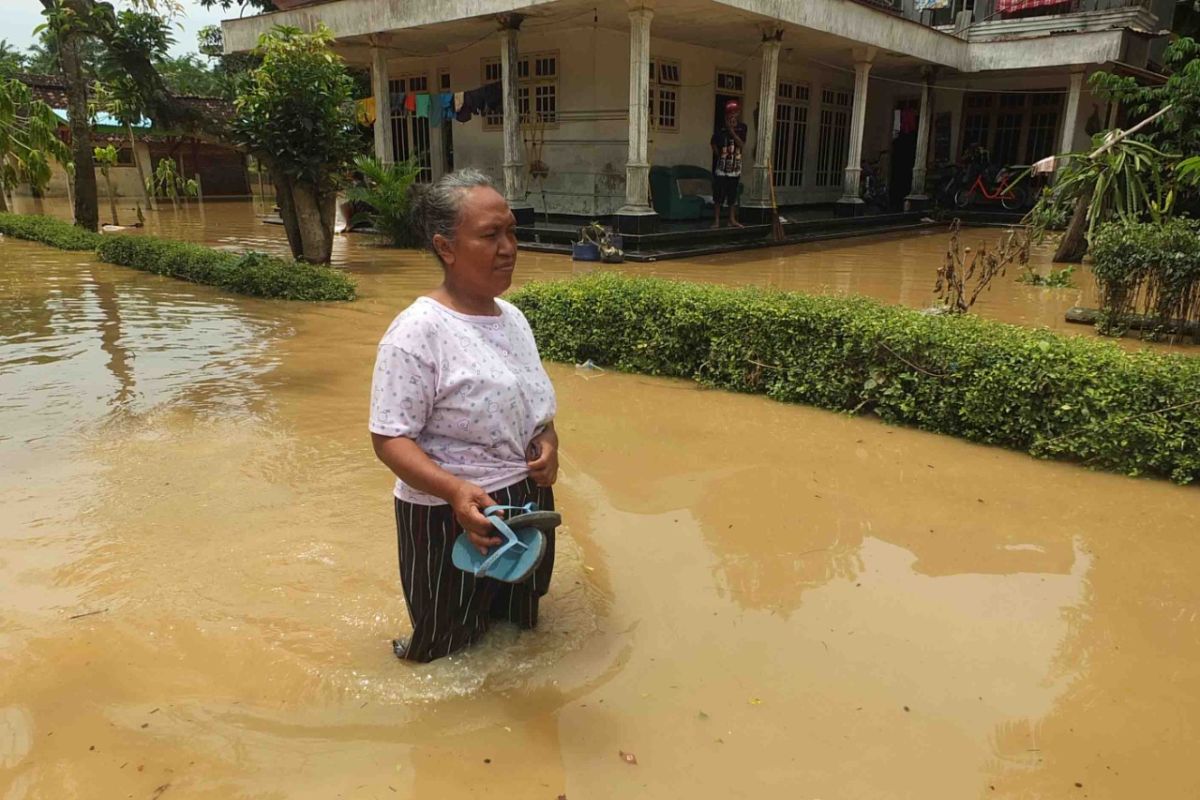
[1091, 218, 1200, 338]
[510, 274, 1200, 484]
[0, 211, 101, 249]
[1090, 38, 1200, 157]
[0, 40, 26, 77]
[232, 25, 361, 189]
[146, 157, 195, 206]
[0, 78, 73, 196]
[92, 143, 117, 171]
[94, 233, 357, 300]
[344, 155, 423, 247]
[0, 211, 356, 300]
[1017, 265, 1075, 288]
[197, 0, 276, 12]
[157, 54, 223, 96]
[1022, 136, 1174, 245]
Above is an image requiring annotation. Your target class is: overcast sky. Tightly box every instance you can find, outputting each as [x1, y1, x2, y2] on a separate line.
[0, 0, 241, 59]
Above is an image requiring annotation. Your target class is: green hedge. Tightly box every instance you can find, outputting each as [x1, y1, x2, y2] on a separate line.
[96, 235, 356, 301]
[0, 211, 102, 250]
[509, 274, 1200, 484]
[0, 212, 355, 301]
[1091, 218, 1200, 337]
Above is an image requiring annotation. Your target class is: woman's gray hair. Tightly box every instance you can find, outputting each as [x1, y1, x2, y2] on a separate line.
[410, 168, 497, 263]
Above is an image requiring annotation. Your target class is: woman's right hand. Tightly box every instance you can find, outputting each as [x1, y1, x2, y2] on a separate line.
[450, 481, 503, 555]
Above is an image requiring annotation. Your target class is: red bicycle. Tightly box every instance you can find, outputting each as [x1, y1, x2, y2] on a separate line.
[954, 166, 1028, 211]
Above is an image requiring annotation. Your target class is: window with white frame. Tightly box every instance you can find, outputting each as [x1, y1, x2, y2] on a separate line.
[816, 88, 851, 188]
[481, 51, 558, 130]
[773, 80, 810, 187]
[648, 58, 681, 131]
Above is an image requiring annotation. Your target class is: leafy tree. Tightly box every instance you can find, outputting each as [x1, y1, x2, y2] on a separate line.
[90, 80, 154, 210]
[233, 25, 362, 263]
[197, 0, 277, 13]
[158, 54, 222, 96]
[0, 40, 27, 77]
[197, 25, 259, 98]
[0, 78, 72, 212]
[146, 155, 195, 210]
[37, 0, 208, 230]
[1091, 38, 1200, 157]
[93, 142, 119, 224]
[1026, 37, 1200, 262]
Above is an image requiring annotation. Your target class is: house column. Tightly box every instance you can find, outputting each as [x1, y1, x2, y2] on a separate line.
[1059, 67, 1085, 156]
[904, 68, 935, 212]
[836, 47, 875, 216]
[370, 45, 394, 163]
[616, 1, 657, 235]
[742, 29, 784, 224]
[499, 15, 534, 223]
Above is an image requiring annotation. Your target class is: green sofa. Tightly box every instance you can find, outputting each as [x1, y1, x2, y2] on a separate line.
[649, 164, 744, 221]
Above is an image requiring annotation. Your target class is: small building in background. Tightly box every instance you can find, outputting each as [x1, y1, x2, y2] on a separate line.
[10, 73, 251, 201]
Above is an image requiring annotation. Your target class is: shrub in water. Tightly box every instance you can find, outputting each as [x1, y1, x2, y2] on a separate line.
[95, 235, 357, 301]
[0, 212, 102, 250]
[1091, 218, 1200, 340]
[510, 274, 1200, 484]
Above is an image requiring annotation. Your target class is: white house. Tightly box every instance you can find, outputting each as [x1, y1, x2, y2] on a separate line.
[222, 0, 1172, 233]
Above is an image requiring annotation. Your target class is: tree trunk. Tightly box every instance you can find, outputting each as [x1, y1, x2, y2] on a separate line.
[269, 167, 304, 260]
[291, 181, 334, 263]
[0, 180, 8, 213]
[58, 27, 99, 232]
[1053, 196, 1089, 263]
[103, 172, 119, 226]
[129, 126, 154, 211]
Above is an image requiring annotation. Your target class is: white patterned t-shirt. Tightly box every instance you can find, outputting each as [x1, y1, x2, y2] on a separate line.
[369, 296, 557, 505]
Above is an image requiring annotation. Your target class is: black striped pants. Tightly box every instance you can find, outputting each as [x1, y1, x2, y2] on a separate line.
[393, 477, 555, 663]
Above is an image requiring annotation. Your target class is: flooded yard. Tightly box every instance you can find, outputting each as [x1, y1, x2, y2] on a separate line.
[1, 200, 1198, 799]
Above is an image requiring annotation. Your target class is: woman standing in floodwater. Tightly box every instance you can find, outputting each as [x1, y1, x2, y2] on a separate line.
[369, 169, 559, 663]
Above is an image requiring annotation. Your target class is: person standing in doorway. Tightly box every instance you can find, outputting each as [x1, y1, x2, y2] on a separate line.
[711, 99, 748, 229]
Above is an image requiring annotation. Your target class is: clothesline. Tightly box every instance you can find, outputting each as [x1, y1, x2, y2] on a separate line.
[357, 82, 504, 127]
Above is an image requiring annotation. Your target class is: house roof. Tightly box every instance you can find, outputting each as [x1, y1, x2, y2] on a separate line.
[10, 72, 237, 133]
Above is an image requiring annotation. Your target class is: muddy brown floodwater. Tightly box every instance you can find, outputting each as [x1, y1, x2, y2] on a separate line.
[2, 200, 1198, 799]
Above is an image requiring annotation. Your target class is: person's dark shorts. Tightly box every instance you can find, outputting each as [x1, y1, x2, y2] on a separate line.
[712, 175, 740, 208]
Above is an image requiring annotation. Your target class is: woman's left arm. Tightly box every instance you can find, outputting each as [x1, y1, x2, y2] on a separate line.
[527, 421, 559, 487]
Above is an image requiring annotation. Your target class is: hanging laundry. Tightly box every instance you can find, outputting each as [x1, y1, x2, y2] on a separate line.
[404, 93, 417, 113]
[356, 97, 376, 125]
[915, 0, 949, 8]
[441, 92, 456, 122]
[481, 82, 502, 114]
[390, 91, 405, 112]
[900, 107, 918, 134]
[415, 93, 431, 119]
[453, 91, 464, 116]
[457, 87, 483, 122]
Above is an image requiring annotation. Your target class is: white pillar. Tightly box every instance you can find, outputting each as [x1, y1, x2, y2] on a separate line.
[905, 69, 934, 210]
[744, 30, 783, 217]
[1060, 68, 1085, 156]
[837, 47, 875, 212]
[370, 46, 394, 164]
[617, 2, 656, 232]
[500, 16, 533, 222]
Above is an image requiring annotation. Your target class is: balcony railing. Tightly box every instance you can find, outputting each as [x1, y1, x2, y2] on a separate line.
[901, 0, 1153, 28]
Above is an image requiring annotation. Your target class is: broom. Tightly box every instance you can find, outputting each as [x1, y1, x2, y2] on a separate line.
[767, 164, 785, 242]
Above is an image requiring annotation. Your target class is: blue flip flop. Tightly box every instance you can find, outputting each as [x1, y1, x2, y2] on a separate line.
[451, 503, 561, 584]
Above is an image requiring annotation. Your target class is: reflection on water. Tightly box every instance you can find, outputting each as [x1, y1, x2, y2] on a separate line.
[1, 201, 1199, 799]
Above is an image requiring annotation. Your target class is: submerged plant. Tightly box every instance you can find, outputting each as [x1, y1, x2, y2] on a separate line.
[344, 154, 423, 247]
[934, 220, 1030, 314]
[1017, 264, 1075, 288]
[93, 143, 119, 225]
